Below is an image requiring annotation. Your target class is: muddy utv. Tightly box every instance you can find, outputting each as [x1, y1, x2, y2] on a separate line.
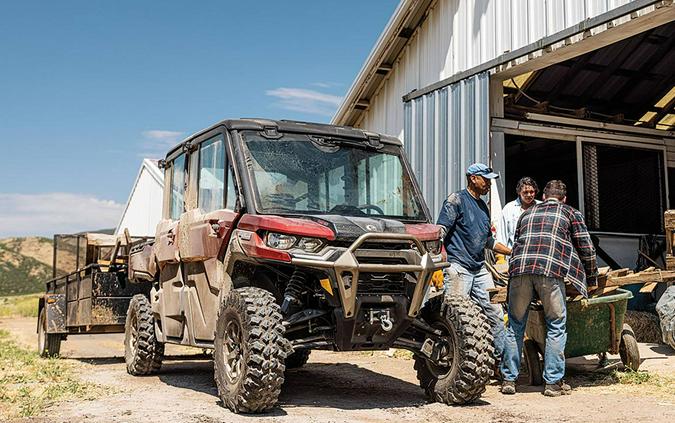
[125, 119, 495, 413]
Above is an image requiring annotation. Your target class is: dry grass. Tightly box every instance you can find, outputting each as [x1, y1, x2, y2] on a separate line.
[571, 368, 675, 398]
[0, 294, 40, 318]
[0, 329, 106, 419]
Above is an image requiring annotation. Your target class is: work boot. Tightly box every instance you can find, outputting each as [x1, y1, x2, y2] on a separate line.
[501, 380, 516, 395]
[543, 380, 571, 397]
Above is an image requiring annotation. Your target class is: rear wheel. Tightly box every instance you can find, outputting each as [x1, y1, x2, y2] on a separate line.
[37, 308, 61, 358]
[214, 287, 289, 414]
[124, 294, 164, 375]
[285, 349, 311, 369]
[619, 323, 640, 371]
[414, 295, 495, 404]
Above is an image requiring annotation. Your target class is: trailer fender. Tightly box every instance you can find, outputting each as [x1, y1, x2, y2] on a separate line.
[44, 293, 68, 334]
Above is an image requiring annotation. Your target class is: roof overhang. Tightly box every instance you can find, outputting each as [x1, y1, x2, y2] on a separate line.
[331, 0, 434, 127]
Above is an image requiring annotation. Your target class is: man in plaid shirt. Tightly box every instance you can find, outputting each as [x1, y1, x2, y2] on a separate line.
[500, 180, 597, 397]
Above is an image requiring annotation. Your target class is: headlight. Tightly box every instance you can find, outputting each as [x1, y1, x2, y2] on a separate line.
[424, 239, 442, 255]
[266, 232, 297, 250]
[297, 237, 324, 253]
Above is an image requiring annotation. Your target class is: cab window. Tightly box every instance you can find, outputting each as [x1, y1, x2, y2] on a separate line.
[170, 153, 186, 220]
[226, 165, 237, 209]
[198, 135, 225, 212]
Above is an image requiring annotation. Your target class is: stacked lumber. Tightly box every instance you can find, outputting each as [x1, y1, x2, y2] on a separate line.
[488, 266, 675, 304]
[666, 210, 675, 270]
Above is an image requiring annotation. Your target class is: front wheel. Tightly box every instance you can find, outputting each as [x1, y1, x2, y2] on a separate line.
[414, 295, 495, 404]
[37, 308, 61, 358]
[619, 323, 640, 371]
[214, 287, 289, 414]
[523, 339, 543, 386]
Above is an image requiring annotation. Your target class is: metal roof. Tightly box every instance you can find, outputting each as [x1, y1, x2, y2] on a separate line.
[505, 20, 675, 130]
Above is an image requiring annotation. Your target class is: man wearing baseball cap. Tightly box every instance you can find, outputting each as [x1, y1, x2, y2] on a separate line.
[437, 162, 512, 367]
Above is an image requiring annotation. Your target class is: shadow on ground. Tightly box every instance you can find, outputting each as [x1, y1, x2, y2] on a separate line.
[155, 360, 448, 411]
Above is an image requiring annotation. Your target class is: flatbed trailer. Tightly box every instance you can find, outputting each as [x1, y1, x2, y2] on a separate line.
[37, 232, 152, 357]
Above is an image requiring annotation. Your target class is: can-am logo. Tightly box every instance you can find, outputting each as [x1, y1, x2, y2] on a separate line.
[365, 224, 377, 231]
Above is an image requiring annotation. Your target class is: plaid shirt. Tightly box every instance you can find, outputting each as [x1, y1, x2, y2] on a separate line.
[509, 198, 598, 297]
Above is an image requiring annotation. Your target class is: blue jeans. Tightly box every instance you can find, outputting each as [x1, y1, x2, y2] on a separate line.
[501, 274, 567, 384]
[444, 262, 505, 360]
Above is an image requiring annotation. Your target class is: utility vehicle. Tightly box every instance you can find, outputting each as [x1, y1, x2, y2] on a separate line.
[125, 119, 495, 413]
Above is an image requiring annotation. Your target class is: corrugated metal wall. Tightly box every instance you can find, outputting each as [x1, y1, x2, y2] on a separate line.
[359, 0, 634, 138]
[403, 72, 490, 220]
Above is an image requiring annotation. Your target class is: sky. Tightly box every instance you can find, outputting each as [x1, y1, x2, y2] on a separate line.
[0, 0, 399, 237]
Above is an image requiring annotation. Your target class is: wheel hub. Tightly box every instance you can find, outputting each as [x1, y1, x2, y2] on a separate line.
[426, 321, 456, 376]
[128, 313, 138, 356]
[222, 320, 243, 384]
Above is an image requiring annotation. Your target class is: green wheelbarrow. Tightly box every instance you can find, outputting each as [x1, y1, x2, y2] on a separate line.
[523, 288, 640, 386]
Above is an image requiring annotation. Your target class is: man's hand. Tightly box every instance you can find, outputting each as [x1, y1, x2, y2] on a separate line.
[493, 242, 512, 256]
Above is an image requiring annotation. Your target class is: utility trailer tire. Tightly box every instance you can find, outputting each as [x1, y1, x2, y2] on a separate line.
[38, 308, 61, 358]
[124, 294, 164, 375]
[285, 349, 311, 369]
[214, 287, 289, 414]
[619, 324, 641, 371]
[414, 295, 495, 405]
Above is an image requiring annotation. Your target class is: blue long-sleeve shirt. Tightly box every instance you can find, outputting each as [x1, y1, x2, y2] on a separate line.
[437, 189, 495, 272]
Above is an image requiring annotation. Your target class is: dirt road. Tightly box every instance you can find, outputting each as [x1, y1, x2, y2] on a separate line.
[2, 317, 674, 423]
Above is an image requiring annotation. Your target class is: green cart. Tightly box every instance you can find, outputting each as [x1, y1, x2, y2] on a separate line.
[523, 288, 640, 385]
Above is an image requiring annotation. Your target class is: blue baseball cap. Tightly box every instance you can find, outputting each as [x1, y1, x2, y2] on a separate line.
[466, 163, 499, 179]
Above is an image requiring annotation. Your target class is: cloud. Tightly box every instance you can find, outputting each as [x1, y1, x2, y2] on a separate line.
[139, 129, 184, 158]
[0, 193, 124, 238]
[310, 82, 342, 89]
[265, 87, 344, 117]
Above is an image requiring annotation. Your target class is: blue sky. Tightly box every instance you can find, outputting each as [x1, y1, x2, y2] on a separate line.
[0, 0, 398, 237]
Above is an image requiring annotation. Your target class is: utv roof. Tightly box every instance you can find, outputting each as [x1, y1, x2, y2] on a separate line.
[165, 118, 402, 159]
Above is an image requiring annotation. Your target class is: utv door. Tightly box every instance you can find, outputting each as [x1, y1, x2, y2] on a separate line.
[156, 153, 188, 340]
[180, 132, 239, 343]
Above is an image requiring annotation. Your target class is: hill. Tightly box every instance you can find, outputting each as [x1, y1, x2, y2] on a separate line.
[0, 237, 54, 295]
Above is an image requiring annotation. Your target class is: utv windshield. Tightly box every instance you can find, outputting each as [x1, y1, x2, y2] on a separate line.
[240, 131, 426, 221]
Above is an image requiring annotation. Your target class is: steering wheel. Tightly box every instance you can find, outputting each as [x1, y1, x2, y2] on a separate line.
[358, 204, 385, 215]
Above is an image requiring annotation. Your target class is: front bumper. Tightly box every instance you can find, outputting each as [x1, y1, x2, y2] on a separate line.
[290, 232, 448, 319]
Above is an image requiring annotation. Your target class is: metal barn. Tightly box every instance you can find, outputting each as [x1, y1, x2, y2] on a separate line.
[333, 0, 675, 270]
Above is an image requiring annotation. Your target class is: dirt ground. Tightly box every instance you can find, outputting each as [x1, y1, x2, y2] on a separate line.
[2, 317, 674, 423]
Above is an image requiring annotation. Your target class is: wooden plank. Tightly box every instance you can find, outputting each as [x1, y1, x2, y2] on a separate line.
[606, 270, 675, 286]
[639, 283, 658, 293]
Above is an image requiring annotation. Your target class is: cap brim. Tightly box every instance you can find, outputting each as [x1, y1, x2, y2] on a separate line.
[483, 172, 499, 179]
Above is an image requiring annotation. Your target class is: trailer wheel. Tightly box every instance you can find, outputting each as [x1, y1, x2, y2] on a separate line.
[414, 295, 495, 405]
[523, 339, 543, 386]
[214, 287, 288, 414]
[285, 349, 311, 369]
[37, 308, 61, 358]
[619, 324, 640, 371]
[124, 294, 164, 375]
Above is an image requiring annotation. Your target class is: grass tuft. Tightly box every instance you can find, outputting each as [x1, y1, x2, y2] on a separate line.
[0, 294, 40, 318]
[0, 329, 106, 419]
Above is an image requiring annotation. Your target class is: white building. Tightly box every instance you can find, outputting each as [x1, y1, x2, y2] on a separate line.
[333, 0, 675, 268]
[115, 159, 164, 237]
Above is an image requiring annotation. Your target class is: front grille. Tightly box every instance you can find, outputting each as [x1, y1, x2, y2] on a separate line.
[332, 240, 414, 250]
[357, 272, 407, 295]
